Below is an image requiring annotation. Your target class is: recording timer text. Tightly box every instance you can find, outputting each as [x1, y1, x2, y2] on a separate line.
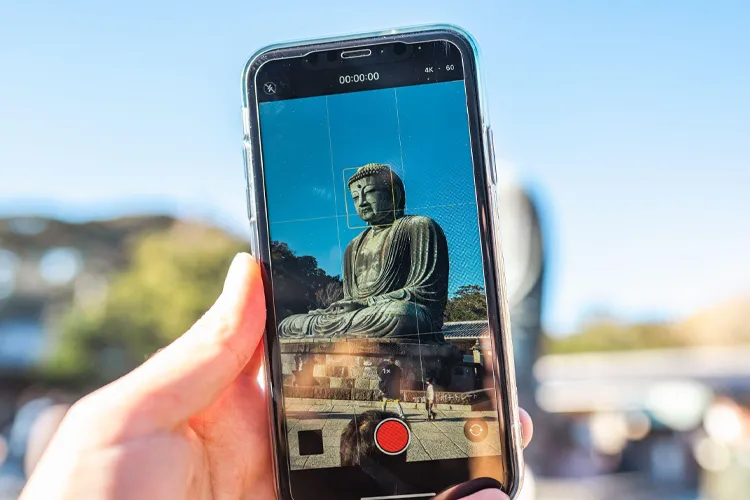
[339, 72, 379, 84]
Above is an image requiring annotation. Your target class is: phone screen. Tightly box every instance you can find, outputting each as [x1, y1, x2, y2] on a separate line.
[254, 39, 507, 499]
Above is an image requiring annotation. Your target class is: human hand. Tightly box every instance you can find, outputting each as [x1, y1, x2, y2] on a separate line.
[20, 252, 533, 500]
[20, 253, 272, 499]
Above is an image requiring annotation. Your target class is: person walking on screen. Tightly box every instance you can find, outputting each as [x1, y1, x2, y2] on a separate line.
[378, 356, 405, 418]
[425, 377, 438, 421]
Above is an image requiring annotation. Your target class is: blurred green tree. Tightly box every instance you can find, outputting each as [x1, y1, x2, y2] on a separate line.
[444, 284, 488, 322]
[47, 223, 245, 383]
[46, 224, 342, 384]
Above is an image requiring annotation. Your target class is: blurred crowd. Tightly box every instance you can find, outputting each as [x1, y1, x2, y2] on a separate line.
[0, 389, 72, 499]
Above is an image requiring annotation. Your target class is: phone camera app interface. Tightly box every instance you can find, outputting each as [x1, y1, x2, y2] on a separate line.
[257, 40, 504, 494]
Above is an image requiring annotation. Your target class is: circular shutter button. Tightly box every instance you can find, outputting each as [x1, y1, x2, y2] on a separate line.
[374, 418, 411, 455]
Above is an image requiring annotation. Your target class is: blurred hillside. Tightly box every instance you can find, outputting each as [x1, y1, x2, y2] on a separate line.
[545, 296, 750, 355]
[678, 295, 750, 346]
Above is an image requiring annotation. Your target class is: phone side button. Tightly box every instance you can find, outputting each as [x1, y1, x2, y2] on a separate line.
[245, 188, 257, 228]
[485, 126, 498, 185]
[245, 187, 260, 258]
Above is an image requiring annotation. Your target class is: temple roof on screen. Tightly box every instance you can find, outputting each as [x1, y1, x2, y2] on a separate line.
[442, 320, 490, 339]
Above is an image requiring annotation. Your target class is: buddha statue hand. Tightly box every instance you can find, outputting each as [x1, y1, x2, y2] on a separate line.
[324, 299, 367, 314]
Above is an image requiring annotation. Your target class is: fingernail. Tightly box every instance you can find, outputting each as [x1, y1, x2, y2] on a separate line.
[223, 253, 251, 295]
[459, 489, 507, 500]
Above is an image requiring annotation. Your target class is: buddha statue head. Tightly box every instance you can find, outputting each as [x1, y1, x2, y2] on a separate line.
[347, 163, 406, 226]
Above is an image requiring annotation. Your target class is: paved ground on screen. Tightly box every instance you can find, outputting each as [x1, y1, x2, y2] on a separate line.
[285, 398, 501, 470]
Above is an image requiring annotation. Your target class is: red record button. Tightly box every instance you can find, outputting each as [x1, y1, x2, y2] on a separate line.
[374, 418, 411, 455]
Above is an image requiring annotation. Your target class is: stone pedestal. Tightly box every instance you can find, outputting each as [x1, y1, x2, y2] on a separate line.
[280, 338, 464, 401]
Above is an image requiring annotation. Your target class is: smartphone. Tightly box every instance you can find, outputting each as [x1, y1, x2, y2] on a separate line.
[241, 25, 523, 500]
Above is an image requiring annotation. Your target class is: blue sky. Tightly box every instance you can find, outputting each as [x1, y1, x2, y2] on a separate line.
[1, 1, 748, 334]
[260, 82, 484, 296]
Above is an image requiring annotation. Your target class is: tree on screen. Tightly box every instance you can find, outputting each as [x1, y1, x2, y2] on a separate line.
[444, 284, 488, 322]
[269, 240, 342, 320]
[315, 281, 344, 309]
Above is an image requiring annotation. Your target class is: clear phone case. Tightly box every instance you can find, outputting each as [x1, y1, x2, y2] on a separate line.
[241, 24, 524, 499]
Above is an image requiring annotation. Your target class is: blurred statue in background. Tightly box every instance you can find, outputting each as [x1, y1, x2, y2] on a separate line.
[495, 166, 547, 478]
[0, 392, 71, 498]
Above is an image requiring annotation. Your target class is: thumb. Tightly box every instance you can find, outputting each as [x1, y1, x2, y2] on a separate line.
[85, 253, 266, 441]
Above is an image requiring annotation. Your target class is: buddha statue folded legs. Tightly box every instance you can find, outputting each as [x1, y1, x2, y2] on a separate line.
[279, 295, 445, 342]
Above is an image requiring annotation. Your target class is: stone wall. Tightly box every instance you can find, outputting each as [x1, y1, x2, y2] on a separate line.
[279, 337, 487, 401]
[283, 385, 494, 407]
